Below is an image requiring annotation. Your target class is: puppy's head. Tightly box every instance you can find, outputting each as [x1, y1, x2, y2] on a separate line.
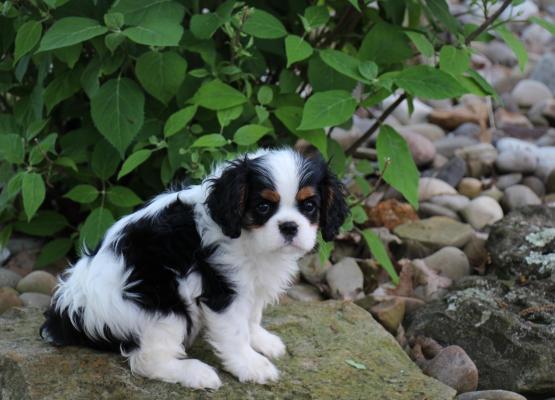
[206, 149, 348, 255]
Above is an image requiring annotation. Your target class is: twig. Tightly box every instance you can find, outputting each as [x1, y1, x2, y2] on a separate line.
[464, 0, 512, 45]
[345, 93, 407, 156]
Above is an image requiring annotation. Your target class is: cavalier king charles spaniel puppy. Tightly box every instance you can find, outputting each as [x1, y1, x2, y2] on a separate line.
[40, 147, 348, 390]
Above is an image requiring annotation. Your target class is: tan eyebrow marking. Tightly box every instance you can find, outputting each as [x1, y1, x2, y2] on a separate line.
[260, 189, 280, 202]
[296, 186, 316, 202]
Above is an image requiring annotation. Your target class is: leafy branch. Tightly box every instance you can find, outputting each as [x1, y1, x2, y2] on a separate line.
[346, 0, 512, 157]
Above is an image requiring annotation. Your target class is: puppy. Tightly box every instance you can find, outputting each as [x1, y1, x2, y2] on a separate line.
[40, 148, 348, 389]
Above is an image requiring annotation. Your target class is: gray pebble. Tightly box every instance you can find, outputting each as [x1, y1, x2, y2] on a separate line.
[502, 184, 542, 210]
[19, 292, 51, 309]
[0, 268, 22, 289]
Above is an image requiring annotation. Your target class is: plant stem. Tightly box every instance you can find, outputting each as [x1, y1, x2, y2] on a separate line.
[464, 0, 513, 45]
[345, 93, 407, 156]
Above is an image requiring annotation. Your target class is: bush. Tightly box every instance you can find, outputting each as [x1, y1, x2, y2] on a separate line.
[0, 0, 550, 274]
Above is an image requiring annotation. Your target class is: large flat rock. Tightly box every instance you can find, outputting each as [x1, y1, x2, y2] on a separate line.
[0, 301, 455, 400]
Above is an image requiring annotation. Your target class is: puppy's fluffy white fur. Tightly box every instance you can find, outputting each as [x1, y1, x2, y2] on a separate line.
[41, 148, 347, 389]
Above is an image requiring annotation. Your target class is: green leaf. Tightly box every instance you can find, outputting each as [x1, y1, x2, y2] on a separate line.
[347, 0, 361, 11]
[317, 231, 334, 263]
[439, 45, 470, 76]
[91, 77, 145, 156]
[110, 0, 184, 26]
[302, 5, 329, 30]
[308, 55, 356, 92]
[14, 20, 42, 63]
[6, 173, 24, 200]
[243, 8, 286, 39]
[234, 124, 272, 146]
[81, 57, 102, 98]
[298, 90, 357, 130]
[0, 226, 12, 249]
[404, 31, 434, 57]
[13, 211, 68, 237]
[54, 156, 78, 172]
[351, 205, 367, 224]
[358, 61, 378, 81]
[376, 125, 419, 209]
[362, 229, 400, 285]
[257, 86, 273, 105]
[91, 139, 120, 180]
[44, 68, 81, 113]
[496, 25, 528, 73]
[64, 184, 99, 204]
[466, 69, 498, 99]
[53, 43, 81, 68]
[285, 35, 313, 67]
[22, 172, 46, 221]
[26, 119, 49, 141]
[104, 12, 124, 29]
[425, 0, 460, 34]
[135, 51, 187, 104]
[164, 105, 197, 137]
[117, 149, 152, 179]
[530, 16, 555, 36]
[0, 134, 25, 164]
[123, 12, 183, 47]
[275, 106, 328, 158]
[193, 80, 247, 110]
[191, 134, 227, 148]
[190, 13, 223, 39]
[36, 238, 72, 268]
[359, 22, 412, 65]
[107, 186, 142, 207]
[38, 17, 108, 52]
[319, 49, 374, 84]
[345, 359, 367, 370]
[255, 106, 270, 123]
[29, 133, 57, 165]
[217, 105, 243, 128]
[105, 32, 126, 53]
[80, 208, 115, 250]
[394, 65, 467, 99]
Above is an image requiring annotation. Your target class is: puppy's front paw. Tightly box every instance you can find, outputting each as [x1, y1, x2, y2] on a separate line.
[179, 359, 222, 390]
[251, 326, 286, 359]
[228, 350, 279, 384]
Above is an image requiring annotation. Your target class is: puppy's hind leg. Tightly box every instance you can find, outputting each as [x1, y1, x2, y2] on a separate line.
[127, 314, 221, 390]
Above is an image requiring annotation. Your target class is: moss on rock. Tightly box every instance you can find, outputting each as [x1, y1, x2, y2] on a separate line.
[0, 301, 455, 400]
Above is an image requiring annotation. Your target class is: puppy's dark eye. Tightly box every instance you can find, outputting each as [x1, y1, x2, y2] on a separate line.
[302, 200, 316, 214]
[256, 202, 271, 215]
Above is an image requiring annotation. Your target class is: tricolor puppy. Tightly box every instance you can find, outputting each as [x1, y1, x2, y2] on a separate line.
[40, 148, 348, 389]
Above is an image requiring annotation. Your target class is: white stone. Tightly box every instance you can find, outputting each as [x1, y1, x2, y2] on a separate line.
[496, 138, 538, 153]
[461, 196, 504, 230]
[326, 258, 364, 301]
[385, 94, 432, 125]
[419, 178, 457, 201]
[511, 79, 553, 108]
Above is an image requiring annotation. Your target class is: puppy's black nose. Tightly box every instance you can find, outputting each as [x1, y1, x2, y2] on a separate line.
[279, 221, 298, 240]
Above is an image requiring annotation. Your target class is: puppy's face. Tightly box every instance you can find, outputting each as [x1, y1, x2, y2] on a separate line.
[206, 149, 349, 256]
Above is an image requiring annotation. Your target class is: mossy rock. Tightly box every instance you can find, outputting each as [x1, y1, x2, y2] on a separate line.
[0, 301, 455, 400]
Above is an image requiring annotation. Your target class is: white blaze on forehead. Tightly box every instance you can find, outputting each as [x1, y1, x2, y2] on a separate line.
[261, 149, 304, 207]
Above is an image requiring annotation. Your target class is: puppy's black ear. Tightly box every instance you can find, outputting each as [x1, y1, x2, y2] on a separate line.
[319, 164, 349, 242]
[206, 159, 250, 238]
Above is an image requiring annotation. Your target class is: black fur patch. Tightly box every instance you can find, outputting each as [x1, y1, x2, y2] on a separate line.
[40, 307, 138, 353]
[206, 156, 276, 236]
[41, 197, 236, 352]
[299, 156, 349, 241]
[112, 198, 236, 316]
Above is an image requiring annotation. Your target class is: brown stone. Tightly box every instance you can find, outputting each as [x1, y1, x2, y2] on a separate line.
[370, 297, 406, 333]
[366, 199, 419, 230]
